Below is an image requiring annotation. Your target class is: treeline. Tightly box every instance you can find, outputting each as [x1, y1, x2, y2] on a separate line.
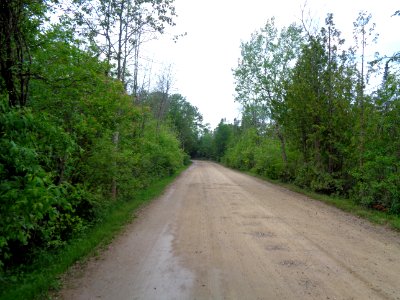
[200, 13, 400, 214]
[0, 0, 203, 272]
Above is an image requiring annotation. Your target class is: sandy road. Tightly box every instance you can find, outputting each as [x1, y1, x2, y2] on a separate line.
[60, 161, 400, 300]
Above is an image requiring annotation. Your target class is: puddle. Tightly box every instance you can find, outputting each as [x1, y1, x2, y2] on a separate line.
[133, 231, 194, 299]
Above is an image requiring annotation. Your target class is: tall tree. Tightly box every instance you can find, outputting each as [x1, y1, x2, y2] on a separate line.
[353, 11, 378, 167]
[167, 94, 203, 156]
[233, 18, 303, 165]
[284, 20, 356, 192]
[213, 119, 234, 161]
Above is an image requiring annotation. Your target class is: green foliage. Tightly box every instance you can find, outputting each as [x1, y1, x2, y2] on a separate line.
[283, 33, 355, 194]
[351, 70, 400, 213]
[252, 139, 289, 180]
[64, 0, 177, 84]
[0, 100, 84, 269]
[0, 0, 194, 297]
[223, 128, 298, 180]
[166, 94, 203, 157]
[0, 0, 49, 107]
[196, 129, 214, 159]
[141, 92, 204, 158]
[0, 166, 187, 300]
[227, 12, 400, 215]
[233, 18, 303, 132]
[135, 122, 184, 181]
[213, 120, 234, 161]
[223, 128, 259, 170]
[0, 24, 186, 274]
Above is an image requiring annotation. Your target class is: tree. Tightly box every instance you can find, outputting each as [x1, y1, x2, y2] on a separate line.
[284, 15, 356, 192]
[167, 94, 203, 156]
[155, 67, 173, 131]
[66, 0, 176, 90]
[0, 0, 47, 107]
[351, 51, 400, 211]
[61, 0, 177, 197]
[213, 119, 234, 161]
[233, 18, 303, 165]
[197, 128, 214, 159]
[353, 11, 378, 167]
[142, 91, 204, 157]
[0, 22, 187, 269]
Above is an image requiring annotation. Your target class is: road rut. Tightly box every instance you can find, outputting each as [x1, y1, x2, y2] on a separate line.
[60, 161, 400, 299]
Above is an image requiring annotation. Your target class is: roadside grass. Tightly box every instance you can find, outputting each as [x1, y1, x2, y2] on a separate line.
[0, 166, 188, 300]
[241, 170, 400, 232]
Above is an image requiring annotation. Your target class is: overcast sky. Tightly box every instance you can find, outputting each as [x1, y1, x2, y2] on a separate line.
[143, 0, 400, 128]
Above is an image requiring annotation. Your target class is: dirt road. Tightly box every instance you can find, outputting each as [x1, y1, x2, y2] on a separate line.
[60, 161, 400, 299]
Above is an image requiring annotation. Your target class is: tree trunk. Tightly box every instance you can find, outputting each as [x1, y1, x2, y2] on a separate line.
[359, 28, 365, 168]
[116, 1, 124, 81]
[0, 0, 30, 107]
[111, 131, 119, 200]
[104, 0, 112, 76]
[132, 30, 141, 101]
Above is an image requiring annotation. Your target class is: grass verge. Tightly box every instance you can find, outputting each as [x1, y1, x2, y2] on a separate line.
[0, 166, 188, 300]
[240, 169, 400, 231]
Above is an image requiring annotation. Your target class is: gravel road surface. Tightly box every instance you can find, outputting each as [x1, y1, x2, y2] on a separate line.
[60, 161, 400, 299]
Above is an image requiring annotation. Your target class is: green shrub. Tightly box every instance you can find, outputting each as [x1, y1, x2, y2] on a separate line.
[0, 102, 85, 269]
[253, 139, 285, 180]
[351, 155, 400, 213]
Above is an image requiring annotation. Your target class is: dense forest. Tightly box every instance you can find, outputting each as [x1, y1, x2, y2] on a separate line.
[0, 0, 205, 275]
[199, 12, 400, 215]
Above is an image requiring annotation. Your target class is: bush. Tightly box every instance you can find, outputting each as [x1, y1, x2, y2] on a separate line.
[253, 139, 285, 180]
[351, 155, 400, 213]
[223, 129, 295, 181]
[223, 128, 258, 170]
[0, 102, 85, 269]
